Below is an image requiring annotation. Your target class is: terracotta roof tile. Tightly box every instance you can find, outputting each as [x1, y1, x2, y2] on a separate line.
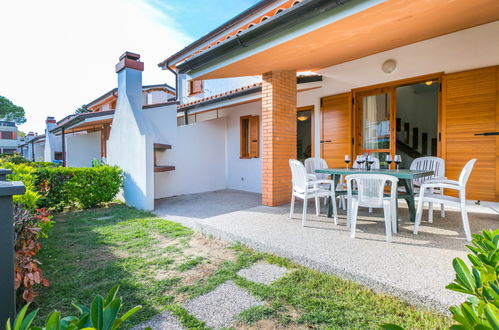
[178, 82, 262, 109]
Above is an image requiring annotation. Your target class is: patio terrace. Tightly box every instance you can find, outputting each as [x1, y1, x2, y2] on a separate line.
[155, 189, 499, 313]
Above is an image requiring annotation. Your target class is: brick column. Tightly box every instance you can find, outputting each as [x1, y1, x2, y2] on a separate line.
[262, 70, 297, 206]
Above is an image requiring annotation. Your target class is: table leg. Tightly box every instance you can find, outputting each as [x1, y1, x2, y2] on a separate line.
[402, 179, 416, 222]
[327, 174, 337, 218]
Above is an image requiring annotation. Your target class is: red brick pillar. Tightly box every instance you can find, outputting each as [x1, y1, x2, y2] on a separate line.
[262, 70, 297, 206]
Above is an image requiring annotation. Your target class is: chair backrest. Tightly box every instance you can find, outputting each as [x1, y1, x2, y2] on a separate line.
[289, 159, 308, 193]
[352, 155, 380, 170]
[346, 174, 398, 207]
[304, 157, 328, 180]
[410, 156, 445, 186]
[458, 159, 477, 187]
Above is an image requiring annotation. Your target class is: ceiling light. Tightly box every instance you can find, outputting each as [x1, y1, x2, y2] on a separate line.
[381, 59, 397, 74]
[297, 115, 309, 121]
[425, 81, 433, 86]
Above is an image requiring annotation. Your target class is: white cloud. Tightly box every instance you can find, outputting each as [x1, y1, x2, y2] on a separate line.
[0, 0, 192, 133]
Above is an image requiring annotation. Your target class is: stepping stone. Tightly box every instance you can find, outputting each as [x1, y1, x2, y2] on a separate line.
[237, 263, 290, 285]
[95, 216, 112, 221]
[184, 280, 263, 329]
[130, 310, 184, 330]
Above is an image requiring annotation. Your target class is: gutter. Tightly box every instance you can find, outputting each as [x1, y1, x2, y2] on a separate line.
[176, 0, 351, 74]
[158, 0, 277, 68]
[51, 111, 115, 134]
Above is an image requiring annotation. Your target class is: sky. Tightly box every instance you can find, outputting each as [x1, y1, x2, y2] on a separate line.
[0, 0, 258, 134]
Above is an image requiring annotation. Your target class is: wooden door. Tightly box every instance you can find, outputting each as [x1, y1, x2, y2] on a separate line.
[442, 66, 499, 202]
[320, 93, 352, 168]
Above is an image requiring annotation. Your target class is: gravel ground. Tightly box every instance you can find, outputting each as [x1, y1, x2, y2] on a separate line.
[184, 280, 264, 329]
[237, 262, 291, 285]
[155, 189, 499, 313]
[130, 310, 184, 330]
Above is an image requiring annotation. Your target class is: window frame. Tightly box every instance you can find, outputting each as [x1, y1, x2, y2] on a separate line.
[188, 80, 204, 96]
[240, 115, 260, 159]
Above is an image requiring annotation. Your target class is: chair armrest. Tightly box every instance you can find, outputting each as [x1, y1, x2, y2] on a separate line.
[307, 174, 317, 181]
[313, 179, 334, 186]
[425, 178, 459, 185]
[420, 183, 464, 191]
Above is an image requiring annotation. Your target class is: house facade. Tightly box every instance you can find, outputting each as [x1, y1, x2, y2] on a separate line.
[0, 121, 19, 154]
[149, 0, 499, 208]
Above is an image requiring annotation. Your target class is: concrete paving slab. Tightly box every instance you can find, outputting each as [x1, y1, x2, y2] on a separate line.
[155, 189, 499, 313]
[237, 262, 290, 285]
[184, 280, 263, 329]
[130, 310, 183, 330]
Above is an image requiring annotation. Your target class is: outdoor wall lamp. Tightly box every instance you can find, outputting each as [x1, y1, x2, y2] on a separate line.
[382, 59, 397, 74]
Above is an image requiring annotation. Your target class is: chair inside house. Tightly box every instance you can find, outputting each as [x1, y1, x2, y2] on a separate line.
[346, 174, 398, 242]
[289, 159, 338, 226]
[410, 156, 446, 222]
[413, 158, 477, 241]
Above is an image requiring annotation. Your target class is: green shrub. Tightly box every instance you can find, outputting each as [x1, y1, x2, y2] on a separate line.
[7, 285, 142, 330]
[0, 153, 30, 164]
[382, 229, 499, 330]
[35, 165, 123, 210]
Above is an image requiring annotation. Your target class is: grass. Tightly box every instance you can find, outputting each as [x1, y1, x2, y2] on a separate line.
[36, 204, 453, 329]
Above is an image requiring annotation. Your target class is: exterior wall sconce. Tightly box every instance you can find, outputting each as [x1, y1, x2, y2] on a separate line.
[382, 59, 397, 74]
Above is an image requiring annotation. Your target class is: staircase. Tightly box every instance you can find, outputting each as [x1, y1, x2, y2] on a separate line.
[154, 143, 175, 172]
[396, 117, 437, 158]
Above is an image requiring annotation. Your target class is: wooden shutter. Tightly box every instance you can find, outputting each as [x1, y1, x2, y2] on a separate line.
[442, 66, 499, 202]
[249, 115, 259, 158]
[320, 92, 352, 168]
[189, 80, 203, 95]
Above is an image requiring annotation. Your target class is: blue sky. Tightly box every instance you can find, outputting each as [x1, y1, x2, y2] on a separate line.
[149, 0, 260, 39]
[0, 0, 260, 133]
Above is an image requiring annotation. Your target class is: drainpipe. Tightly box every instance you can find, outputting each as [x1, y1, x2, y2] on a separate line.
[31, 141, 35, 161]
[61, 128, 66, 167]
[166, 61, 188, 125]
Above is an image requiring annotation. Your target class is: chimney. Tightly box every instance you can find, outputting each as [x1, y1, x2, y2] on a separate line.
[114, 51, 146, 130]
[27, 132, 34, 138]
[45, 116, 56, 131]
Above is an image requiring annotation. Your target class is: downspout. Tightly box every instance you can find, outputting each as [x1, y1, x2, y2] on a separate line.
[31, 141, 35, 161]
[166, 61, 188, 125]
[61, 128, 66, 167]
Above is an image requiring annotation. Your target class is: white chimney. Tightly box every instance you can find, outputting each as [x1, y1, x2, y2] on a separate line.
[44, 116, 60, 162]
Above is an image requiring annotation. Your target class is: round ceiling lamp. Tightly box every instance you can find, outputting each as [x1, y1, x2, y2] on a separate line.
[381, 59, 397, 74]
[297, 114, 309, 121]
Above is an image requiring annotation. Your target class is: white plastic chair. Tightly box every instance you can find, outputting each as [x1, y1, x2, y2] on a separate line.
[289, 159, 338, 226]
[410, 156, 446, 221]
[346, 174, 398, 242]
[343, 156, 380, 212]
[304, 157, 328, 180]
[413, 159, 476, 241]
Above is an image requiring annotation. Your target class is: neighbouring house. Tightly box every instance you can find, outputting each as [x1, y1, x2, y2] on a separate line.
[81, 0, 499, 210]
[42, 84, 174, 167]
[19, 131, 46, 162]
[0, 121, 19, 154]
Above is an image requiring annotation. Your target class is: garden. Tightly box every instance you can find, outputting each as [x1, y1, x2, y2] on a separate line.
[1, 154, 497, 329]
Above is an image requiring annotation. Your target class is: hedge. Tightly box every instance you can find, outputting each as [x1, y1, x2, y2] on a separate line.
[1, 161, 123, 210]
[35, 166, 123, 209]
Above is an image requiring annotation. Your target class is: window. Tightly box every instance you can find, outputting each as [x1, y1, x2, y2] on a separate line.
[189, 80, 204, 95]
[240, 115, 259, 158]
[0, 131, 16, 140]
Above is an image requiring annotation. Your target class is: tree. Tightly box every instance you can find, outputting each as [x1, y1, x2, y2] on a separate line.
[75, 104, 91, 114]
[0, 95, 26, 124]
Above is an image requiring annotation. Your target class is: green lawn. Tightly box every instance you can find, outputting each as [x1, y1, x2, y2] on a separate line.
[36, 204, 453, 329]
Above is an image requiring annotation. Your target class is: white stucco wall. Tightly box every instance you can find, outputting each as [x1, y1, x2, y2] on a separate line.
[148, 104, 227, 199]
[297, 21, 499, 157]
[33, 142, 45, 162]
[66, 132, 101, 167]
[225, 101, 262, 193]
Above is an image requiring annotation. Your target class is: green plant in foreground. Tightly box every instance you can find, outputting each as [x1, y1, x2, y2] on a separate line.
[382, 229, 499, 330]
[6, 285, 142, 330]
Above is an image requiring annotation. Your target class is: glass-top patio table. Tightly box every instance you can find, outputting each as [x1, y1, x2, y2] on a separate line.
[315, 168, 434, 223]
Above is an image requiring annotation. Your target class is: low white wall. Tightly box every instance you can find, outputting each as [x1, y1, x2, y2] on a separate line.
[34, 143, 44, 162]
[66, 132, 101, 167]
[225, 101, 262, 193]
[150, 104, 227, 199]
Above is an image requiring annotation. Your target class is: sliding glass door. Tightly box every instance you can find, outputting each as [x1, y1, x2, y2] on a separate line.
[355, 87, 395, 161]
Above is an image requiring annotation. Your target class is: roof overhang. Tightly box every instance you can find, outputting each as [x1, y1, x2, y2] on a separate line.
[180, 0, 499, 79]
[51, 111, 114, 134]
